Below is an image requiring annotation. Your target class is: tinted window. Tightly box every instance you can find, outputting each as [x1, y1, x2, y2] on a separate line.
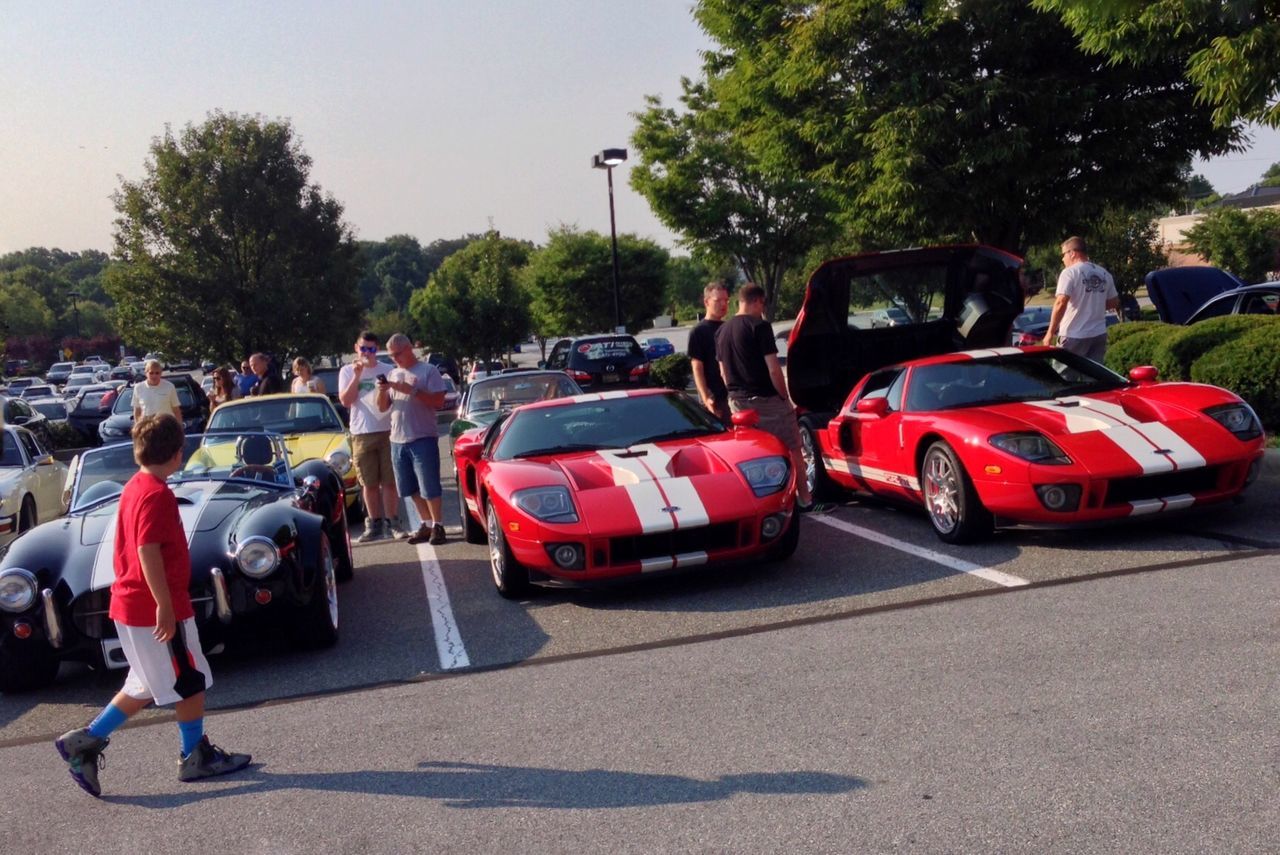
[74, 390, 114, 412]
[571, 338, 643, 364]
[18, 430, 40, 460]
[0, 432, 22, 467]
[30, 400, 68, 420]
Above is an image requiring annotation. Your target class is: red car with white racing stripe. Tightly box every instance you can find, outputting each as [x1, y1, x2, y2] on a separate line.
[806, 346, 1265, 542]
[453, 388, 799, 597]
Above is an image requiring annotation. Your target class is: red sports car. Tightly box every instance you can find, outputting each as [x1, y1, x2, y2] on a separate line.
[453, 389, 799, 597]
[805, 347, 1266, 542]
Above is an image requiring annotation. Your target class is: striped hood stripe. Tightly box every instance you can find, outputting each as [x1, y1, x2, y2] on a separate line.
[1025, 397, 1206, 474]
[596, 444, 710, 533]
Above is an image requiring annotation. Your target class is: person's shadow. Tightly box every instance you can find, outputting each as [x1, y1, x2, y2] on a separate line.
[106, 760, 867, 810]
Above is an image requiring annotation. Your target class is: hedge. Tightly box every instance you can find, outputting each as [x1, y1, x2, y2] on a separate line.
[1189, 319, 1280, 431]
[650, 353, 692, 391]
[1103, 323, 1182, 375]
[1149, 315, 1278, 381]
[1107, 320, 1166, 345]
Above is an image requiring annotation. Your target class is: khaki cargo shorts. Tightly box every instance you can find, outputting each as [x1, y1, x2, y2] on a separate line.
[728, 393, 802, 451]
[351, 431, 394, 489]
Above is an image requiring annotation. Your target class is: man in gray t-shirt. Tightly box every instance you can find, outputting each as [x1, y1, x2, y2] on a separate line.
[1043, 236, 1119, 362]
[376, 333, 449, 545]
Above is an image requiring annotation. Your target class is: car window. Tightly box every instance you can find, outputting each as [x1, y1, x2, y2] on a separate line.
[74, 390, 114, 412]
[465, 374, 580, 416]
[12, 400, 33, 418]
[18, 430, 40, 461]
[208, 398, 342, 433]
[31, 400, 68, 420]
[1191, 294, 1235, 322]
[857, 369, 902, 406]
[0, 432, 23, 467]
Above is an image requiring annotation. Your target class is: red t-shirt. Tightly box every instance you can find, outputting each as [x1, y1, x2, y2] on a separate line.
[109, 470, 194, 626]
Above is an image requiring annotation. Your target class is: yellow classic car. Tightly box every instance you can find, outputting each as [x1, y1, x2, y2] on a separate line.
[205, 394, 360, 515]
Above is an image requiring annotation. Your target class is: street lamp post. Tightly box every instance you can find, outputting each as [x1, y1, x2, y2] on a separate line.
[591, 148, 627, 332]
[67, 290, 82, 339]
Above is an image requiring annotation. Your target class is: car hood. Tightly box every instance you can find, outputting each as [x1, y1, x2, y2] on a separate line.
[281, 432, 346, 465]
[1144, 266, 1246, 324]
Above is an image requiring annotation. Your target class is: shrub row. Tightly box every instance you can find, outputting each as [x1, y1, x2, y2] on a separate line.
[1105, 316, 1280, 430]
[650, 353, 692, 391]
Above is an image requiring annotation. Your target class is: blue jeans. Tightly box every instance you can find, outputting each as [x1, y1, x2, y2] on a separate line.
[391, 436, 442, 500]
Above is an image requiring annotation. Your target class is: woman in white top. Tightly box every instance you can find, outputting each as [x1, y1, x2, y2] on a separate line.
[133, 359, 182, 423]
[290, 357, 327, 394]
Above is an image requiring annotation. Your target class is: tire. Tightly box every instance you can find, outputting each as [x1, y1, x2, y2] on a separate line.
[799, 416, 836, 501]
[329, 505, 355, 584]
[17, 496, 35, 534]
[920, 441, 993, 544]
[297, 536, 339, 648]
[766, 508, 801, 561]
[458, 476, 486, 545]
[486, 501, 530, 599]
[0, 643, 60, 693]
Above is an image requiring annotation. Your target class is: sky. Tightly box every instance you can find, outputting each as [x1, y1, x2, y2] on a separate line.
[1, 0, 1276, 257]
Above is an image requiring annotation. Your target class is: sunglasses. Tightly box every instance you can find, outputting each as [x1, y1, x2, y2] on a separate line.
[358, 345, 378, 353]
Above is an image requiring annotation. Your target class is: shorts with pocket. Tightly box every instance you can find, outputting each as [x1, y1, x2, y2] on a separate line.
[115, 617, 213, 706]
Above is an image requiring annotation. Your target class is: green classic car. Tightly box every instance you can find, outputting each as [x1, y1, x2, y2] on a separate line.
[449, 370, 583, 439]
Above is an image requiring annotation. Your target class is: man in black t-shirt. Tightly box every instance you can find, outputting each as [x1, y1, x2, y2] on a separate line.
[715, 283, 813, 508]
[687, 280, 730, 423]
[248, 352, 285, 396]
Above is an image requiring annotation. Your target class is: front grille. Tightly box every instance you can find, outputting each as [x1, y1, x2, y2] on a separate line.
[1104, 466, 1220, 505]
[609, 522, 739, 565]
[70, 589, 115, 640]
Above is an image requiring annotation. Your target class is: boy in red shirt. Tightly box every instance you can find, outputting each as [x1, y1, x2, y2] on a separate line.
[55, 414, 251, 797]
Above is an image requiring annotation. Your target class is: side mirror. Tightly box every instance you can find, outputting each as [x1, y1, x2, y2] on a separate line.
[1128, 365, 1158, 383]
[856, 397, 891, 417]
[731, 409, 760, 429]
[454, 432, 484, 463]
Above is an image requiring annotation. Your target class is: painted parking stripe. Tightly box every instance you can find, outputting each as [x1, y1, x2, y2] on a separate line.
[809, 514, 1029, 587]
[403, 500, 470, 670]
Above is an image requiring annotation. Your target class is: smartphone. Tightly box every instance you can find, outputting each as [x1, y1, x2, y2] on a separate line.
[376, 374, 388, 385]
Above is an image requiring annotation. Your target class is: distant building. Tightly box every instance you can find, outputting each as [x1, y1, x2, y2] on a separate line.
[1154, 184, 1280, 266]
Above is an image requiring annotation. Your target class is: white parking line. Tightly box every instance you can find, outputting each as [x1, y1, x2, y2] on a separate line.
[403, 501, 471, 670]
[809, 514, 1030, 588]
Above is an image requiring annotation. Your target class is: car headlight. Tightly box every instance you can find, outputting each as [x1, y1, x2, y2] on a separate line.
[989, 432, 1071, 465]
[738, 455, 790, 496]
[0, 568, 38, 613]
[326, 449, 352, 475]
[1204, 403, 1262, 441]
[511, 486, 578, 523]
[234, 537, 280, 578]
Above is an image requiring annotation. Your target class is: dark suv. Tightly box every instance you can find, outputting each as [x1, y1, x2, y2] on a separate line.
[97, 374, 211, 444]
[544, 335, 650, 390]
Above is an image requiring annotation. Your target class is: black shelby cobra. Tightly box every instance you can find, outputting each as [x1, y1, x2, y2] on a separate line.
[0, 432, 354, 692]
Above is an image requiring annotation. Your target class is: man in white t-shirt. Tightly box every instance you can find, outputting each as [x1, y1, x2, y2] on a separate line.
[1043, 236, 1119, 362]
[338, 331, 404, 542]
[132, 360, 181, 426]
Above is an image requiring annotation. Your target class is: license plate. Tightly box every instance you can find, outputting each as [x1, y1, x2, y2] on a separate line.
[603, 373, 619, 383]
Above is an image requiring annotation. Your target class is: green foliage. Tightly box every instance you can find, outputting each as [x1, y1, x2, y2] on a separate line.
[1103, 322, 1182, 374]
[46, 419, 88, 451]
[1107, 319, 1165, 345]
[523, 227, 669, 336]
[649, 353, 692, 391]
[354, 234, 480, 315]
[1190, 320, 1280, 430]
[106, 111, 362, 363]
[408, 232, 531, 362]
[1035, 0, 1280, 128]
[1183, 208, 1280, 283]
[1263, 162, 1280, 188]
[1149, 315, 1277, 381]
[0, 281, 55, 336]
[1085, 207, 1170, 298]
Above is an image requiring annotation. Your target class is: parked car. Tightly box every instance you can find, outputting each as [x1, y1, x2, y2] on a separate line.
[467, 360, 507, 383]
[639, 336, 675, 359]
[142, 352, 167, 369]
[453, 388, 798, 597]
[169, 357, 194, 371]
[1144, 266, 1280, 324]
[108, 364, 134, 382]
[26, 397, 69, 423]
[3, 378, 37, 396]
[0, 425, 68, 547]
[0, 431, 351, 692]
[427, 353, 461, 383]
[869, 307, 911, 328]
[1009, 305, 1117, 346]
[543, 334, 650, 390]
[4, 359, 31, 376]
[82, 356, 106, 366]
[200, 360, 217, 374]
[66, 385, 122, 447]
[96, 374, 211, 443]
[449, 370, 582, 439]
[44, 362, 76, 387]
[19, 385, 57, 400]
[61, 375, 96, 399]
[205, 394, 360, 517]
[0, 396, 54, 449]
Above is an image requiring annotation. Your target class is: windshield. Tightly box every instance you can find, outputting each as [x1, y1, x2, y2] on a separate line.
[465, 374, 581, 418]
[207, 396, 343, 433]
[70, 432, 294, 510]
[904, 351, 1128, 411]
[492, 392, 723, 461]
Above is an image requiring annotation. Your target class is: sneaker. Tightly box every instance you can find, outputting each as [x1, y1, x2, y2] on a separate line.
[55, 727, 109, 798]
[405, 523, 433, 544]
[178, 735, 252, 782]
[427, 523, 447, 546]
[355, 518, 383, 543]
[384, 518, 409, 540]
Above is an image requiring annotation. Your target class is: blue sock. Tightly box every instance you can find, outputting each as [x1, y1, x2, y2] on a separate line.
[87, 703, 127, 739]
[178, 718, 204, 756]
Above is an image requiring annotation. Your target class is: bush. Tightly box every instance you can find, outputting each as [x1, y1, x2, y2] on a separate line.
[1149, 315, 1277, 381]
[1103, 323, 1182, 375]
[46, 420, 90, 451]
[1107, 320, 1165, 345]
[649, 353, 692, 391]
[1190, 319, 1280, 431]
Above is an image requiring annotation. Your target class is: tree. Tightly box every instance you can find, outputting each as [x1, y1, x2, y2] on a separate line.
[1262, 162, 1280, 188]
[1035, 0, 1280, 128]
[630, 80, 837, 316]
[105, 112, 362, 362]
[1085, 206, 1170, 297]
[1183, 208, 1280, 283]
[407, 232, 531, 363]
[691, 0, 1241, 254]
[523, 227, 669, 337]
[0, 281, 55, 336]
